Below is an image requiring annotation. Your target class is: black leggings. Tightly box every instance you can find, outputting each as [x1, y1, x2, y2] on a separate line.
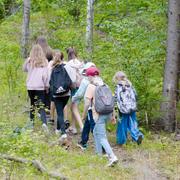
[54, 96, 69, 134]
[45, 89, 51, 110]
[28, 90, 47, 124]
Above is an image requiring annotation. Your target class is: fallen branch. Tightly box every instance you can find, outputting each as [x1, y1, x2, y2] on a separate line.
[0, 154, 67, 180]
[0, 154, 29, 164]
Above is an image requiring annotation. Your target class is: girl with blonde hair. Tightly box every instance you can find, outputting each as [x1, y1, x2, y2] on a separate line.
[23, 44, 49, 131]
[113, 71, 143, 145]
[50, 50, 72, 140]
[36, 36, 53, 110]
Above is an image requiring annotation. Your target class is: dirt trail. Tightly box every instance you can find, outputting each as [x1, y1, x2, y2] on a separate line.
[48, 124, 169, 180]
[113, 146, 168, 180]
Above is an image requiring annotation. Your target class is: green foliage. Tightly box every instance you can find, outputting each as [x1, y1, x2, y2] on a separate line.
[0, 0, 5, 19]
[0, 0, 21, 20]
[0, 0, 167, 124]
[0, 1, 179, 179]
[93, 0, 167, 123]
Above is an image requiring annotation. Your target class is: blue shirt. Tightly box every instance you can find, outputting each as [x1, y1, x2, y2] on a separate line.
[72, 77, 90, 103]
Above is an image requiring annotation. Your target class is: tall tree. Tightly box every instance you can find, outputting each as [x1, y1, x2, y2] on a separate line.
[21, 0, 30, 59]
[160, 0, 180, 132]
[86, 0, 94, 61]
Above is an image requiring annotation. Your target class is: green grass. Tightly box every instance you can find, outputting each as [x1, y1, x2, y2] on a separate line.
[0, 94, 179, 179]
[0, 0, 179, 179]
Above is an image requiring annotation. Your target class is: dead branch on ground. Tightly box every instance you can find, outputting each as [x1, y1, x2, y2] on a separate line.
[0, 154, 67, 180]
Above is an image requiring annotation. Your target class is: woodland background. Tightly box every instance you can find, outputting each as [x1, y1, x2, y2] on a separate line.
[0, 0, 179, 179]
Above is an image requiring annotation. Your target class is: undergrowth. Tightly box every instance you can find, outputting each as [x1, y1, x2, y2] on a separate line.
[0, 0, 179, 179]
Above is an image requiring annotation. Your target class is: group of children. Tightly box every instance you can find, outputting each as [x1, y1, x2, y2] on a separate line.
[23, 36, 144, 167]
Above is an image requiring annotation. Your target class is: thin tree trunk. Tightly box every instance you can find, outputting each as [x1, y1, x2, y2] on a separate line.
[160, 0, 180, 132]
[21, 0, 30, 59]
[86, 0, 94, 61]
[116, 0, 119, 15]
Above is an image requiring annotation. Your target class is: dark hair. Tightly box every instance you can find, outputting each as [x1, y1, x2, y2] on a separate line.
[36, 36, 53, 62]
[66, 47, 77, 61]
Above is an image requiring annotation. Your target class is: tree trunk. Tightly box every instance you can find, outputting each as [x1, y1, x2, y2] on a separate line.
[86, 0, 94, 61]
[116, 0, 119, 15]
[160, 0, 180, 132]
[21, 0, 30, 59]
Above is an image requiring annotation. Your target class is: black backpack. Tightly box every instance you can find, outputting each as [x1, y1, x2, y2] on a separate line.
[50, 64, 72, 97]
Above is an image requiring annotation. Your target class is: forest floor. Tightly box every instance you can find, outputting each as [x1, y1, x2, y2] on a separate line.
[70, 133, 180, 180]
[113, 144, 168, 180]
[0, 112, 180, 180]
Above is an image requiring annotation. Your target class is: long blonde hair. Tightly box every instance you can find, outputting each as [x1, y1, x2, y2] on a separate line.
[52, 50, 64, 68]
[113, 71, 132, 86]
[36, 36, 53, 61]
[29, 44, 48, 68]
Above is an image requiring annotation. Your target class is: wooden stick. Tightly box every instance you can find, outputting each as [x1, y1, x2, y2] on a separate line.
[0, 154, 67, 180]
[0, 154, 29, 164]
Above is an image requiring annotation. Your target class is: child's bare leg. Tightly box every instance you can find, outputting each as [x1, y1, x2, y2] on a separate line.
[71, 102, 83, 130]
[64, 104, 69, 121]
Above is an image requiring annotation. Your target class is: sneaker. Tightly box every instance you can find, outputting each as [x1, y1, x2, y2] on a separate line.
[77, 142, 87, 150]
[137, 135, 143, 145]
[55, 129, 61, 135]
[37, 113, 41, 118]
[71, 128, 77, 135]
[107, 156, 118, 167]
[67, 127, 77, 135]
[42, 123, 49, 133]
[103, 154, 109, 158]
[80, 128, 83, 133]
[59, 134, 67, 141]
[65, 120, 70, 130]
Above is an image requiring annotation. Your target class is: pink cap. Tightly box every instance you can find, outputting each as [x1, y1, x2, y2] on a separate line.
[86, 67, 100, 76]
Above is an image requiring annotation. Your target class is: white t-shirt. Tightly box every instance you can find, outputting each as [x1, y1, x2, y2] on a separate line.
[84, 77, 104, 122]
[65, 58, 83, 87]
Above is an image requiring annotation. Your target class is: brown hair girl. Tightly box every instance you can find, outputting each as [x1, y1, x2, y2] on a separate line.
[66, 47, 77, 61]
[36, 36, 53, 62]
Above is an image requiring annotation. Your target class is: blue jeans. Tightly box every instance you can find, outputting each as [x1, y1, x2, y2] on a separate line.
[116, 111, 144, 144]
[81, 109, 95, 145]
[93, 114, 116, 158]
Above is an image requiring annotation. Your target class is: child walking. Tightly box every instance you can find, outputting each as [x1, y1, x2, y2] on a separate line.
[65, 47, 84, 133]
[50, 50, 72, 140]
[36, 36, 53, 111]
[23, 44, 49, 131]
[83, 67, 118, 167]
[113, 71, 144, 145]
[71, 62, 96, 149]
